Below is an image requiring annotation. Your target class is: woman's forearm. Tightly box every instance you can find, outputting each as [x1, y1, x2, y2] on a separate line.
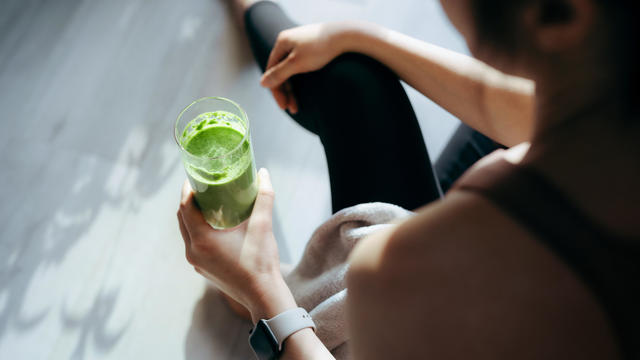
[248, 277, 335, 360]
[338, 22, 535, 146]
[279, 328, 335, 360]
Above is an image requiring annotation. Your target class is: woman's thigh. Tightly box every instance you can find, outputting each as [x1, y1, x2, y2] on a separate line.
[244, 2, 503, 211]
[244, 2, 441, 212]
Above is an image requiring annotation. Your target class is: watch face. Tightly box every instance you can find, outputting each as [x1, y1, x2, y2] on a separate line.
[249, 320, 278, 360]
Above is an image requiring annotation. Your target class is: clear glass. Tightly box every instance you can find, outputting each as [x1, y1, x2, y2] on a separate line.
[175, 97, 258, 229]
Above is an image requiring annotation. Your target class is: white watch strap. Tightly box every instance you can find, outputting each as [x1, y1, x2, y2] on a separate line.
[265, 307, 316, 350]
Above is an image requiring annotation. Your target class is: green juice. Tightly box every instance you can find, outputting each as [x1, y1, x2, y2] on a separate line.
[180, 111, 258, 228]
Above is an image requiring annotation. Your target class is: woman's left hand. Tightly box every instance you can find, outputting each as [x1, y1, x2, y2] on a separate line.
[177, 168, 297, 323]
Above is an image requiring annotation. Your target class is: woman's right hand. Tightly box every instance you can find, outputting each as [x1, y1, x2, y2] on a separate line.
[260, 22, 353, 114]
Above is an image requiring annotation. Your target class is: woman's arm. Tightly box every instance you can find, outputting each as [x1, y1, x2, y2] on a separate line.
[261, 22, 535, 146]
[177, 170, 334, 360]
[248, 279, 334, 360]
[340, 22, 534, 146]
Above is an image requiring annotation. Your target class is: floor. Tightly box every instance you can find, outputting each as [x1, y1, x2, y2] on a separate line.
[0, 0, 466, 358]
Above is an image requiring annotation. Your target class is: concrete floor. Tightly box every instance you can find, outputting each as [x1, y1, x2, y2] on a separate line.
[0, 0, 466, 358]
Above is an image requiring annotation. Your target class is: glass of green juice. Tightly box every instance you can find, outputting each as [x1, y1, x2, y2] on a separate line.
[175, 97, 258, 229]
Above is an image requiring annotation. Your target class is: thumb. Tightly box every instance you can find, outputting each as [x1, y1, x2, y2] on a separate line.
[260, 54, 299, 88]
[247, 168, 275, 234]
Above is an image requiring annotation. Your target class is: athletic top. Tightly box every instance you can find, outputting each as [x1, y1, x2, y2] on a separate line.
[451, 157, 640, 359]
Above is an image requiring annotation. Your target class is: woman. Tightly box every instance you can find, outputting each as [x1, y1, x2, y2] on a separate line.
[177, 0, 639, 358]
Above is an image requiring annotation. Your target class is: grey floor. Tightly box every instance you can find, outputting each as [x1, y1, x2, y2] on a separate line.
[0, 0, 466, 358]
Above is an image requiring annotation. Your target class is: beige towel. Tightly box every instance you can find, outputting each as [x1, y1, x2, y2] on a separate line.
[284, 202, 413, 359]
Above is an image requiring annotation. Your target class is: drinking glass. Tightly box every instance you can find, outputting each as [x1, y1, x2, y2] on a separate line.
[175, 97, 258, 229]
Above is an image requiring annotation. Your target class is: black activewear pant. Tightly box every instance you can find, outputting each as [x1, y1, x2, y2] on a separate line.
[244, 1, 502, 213]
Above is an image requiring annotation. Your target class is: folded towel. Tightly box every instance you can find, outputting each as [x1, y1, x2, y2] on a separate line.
[284, 202, 413, 359]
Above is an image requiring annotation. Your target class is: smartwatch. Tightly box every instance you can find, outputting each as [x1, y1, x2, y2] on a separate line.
[248, 307, 316, 360]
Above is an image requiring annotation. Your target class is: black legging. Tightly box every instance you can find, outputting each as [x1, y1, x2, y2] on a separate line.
[245, 1, 502, 213]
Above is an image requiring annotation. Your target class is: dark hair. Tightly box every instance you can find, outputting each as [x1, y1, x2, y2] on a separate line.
[472, 0, 636, 49]
[473, 0, 639, 104]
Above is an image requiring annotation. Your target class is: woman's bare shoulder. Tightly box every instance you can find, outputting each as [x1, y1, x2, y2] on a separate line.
[347, 190, 537, 277]
[346, 191, 619, 360]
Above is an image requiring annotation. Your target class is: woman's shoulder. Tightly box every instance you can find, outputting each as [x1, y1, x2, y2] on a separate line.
[348, 188, 541, 278]
[346, 189, 620, 359]
[346, 143, 560, 289]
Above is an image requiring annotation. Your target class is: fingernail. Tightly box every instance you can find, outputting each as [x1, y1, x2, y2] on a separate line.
[261, 76, 273, 87]
[181, 180, 191, 201]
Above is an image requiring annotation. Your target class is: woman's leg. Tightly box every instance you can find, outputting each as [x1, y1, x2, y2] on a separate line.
[434, 123, 505, 193]
[244, 1, 441, 212]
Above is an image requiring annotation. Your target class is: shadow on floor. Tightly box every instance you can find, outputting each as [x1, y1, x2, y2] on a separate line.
[184, 285, 254, 360]
[60, 289, 132, 360]
[0, 0, 182, 355]
[0, 0, 293, 357]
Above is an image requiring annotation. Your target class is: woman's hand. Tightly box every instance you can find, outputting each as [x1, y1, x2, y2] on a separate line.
[177, 168, 297, 323]
[260, 22, 353, 114]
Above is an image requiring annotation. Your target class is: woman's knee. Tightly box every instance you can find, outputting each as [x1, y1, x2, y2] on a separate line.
[320, 53, 400, 97]
[288, 52, 411, 134]
[291, 52, 406, 119]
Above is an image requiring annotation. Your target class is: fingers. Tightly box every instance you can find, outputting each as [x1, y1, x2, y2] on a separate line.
[270, 87, 288, 111]
[283, 82, 298, 114]
[261, 53, 299, 89]
[255, 168, 275, 212]
[264, 32, 292, 74]
[247, 168, 275, 235]
[177, 211, 196, 265]
[271, 83, 298, 114]
[179, 180, 209, 237]
[177, 185, 196, 265]
[262, 31, 300, 114]
[177, 210, 191, 246]
[180, 179, 191, 204]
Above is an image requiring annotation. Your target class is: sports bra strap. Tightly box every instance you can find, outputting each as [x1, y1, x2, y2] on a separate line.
[452, 158, 608, 239]
[450, 158, 639, 359]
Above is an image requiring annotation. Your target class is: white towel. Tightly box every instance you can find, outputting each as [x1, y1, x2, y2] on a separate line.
[284, 202, 413, 359]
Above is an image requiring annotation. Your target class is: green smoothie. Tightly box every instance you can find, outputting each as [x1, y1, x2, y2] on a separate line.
[180, 111, 258, 228]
